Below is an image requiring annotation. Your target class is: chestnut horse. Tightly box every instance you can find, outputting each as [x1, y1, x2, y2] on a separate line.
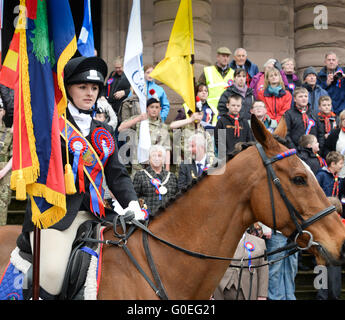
[1, 116, 345, 299]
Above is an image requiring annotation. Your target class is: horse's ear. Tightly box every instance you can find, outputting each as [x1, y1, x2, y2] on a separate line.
[273, 116, 287, 138]
[250, 114, 276, 148]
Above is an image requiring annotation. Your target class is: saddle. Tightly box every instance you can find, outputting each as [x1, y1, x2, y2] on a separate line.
[16, 220, 101, 300]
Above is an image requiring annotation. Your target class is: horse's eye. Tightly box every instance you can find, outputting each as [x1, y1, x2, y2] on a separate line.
[292, 176, 306, 185]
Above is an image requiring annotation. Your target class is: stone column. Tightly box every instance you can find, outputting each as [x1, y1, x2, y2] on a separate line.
[153, 0, 212, 122]
[294, 0, 345, 77]
[242, 0, 294, 70]
[101, 0, 129, 70]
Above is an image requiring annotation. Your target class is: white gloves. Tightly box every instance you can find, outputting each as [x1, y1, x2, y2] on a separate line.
[123, 200, 148, 221]
[112, 199, 149, 221]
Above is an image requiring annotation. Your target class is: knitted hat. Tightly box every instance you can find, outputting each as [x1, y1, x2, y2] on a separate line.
[303, 66, 317, 80]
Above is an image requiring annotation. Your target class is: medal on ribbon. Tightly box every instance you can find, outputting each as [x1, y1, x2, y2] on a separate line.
[68, 136, 88, 193]
[141, 208, 150, 220]
[87, 128, 116, 216]
[59, 117, 111, 218]
[244, 241, 255, 267]
[150, 178, 163, 200]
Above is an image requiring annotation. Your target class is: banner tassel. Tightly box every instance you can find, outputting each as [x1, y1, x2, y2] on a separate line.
[64, 163, 76, 195]
[15, 169, 27, 200]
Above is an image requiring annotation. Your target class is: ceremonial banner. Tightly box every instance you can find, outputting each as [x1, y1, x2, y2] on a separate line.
[77, 0, 95, 57]
[123, 0, 150, 163]
[150, 0, 195, 112]
[0, 0, 77, 228]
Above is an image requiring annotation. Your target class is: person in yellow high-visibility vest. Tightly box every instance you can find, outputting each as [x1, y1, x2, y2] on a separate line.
[198, 47, 235, 112]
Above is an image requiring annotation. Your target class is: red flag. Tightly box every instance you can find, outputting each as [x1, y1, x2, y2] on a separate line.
[0, 31, 19, 89]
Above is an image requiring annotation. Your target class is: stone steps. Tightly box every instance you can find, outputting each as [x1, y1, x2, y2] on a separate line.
[295, 252, 345, 300]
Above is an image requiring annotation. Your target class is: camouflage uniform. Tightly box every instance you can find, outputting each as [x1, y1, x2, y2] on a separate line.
[119, 94, 141, 123]
[0, 121, 13, 225]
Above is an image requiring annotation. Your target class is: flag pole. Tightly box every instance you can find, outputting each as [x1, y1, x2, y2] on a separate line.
[189, 1, 198, 129]
[32, 225, 41, 300]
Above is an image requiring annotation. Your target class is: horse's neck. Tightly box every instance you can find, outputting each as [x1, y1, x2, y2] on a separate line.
[149, 156, 255, 298]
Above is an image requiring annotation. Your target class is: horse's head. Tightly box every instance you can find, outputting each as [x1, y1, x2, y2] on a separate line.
[250, 115, 345, 265]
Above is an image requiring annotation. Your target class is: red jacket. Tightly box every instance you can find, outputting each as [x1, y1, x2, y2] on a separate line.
[257, 87, 292, 122]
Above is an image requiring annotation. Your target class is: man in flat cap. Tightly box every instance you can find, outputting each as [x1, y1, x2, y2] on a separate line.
[198, 47, 235, 117]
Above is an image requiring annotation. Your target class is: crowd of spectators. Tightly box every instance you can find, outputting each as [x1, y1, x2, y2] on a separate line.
[2, 47, 345, 300]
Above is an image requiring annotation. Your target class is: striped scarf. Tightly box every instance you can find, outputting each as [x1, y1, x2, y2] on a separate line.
[332, 174, 339, 197]
[318, 111, 336, 134]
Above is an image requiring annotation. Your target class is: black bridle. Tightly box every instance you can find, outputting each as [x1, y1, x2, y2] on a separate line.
[255, 143, 335, 248]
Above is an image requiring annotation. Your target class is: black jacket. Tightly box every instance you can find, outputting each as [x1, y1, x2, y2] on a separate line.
[177, 157, 212, 190]
[297, 146, 321, 175]
[215, 114, 254, 155]
[104, 71, 131, 114]
[217, 85, 254, 119]
[284, 103, 325, 151]
[323, 128, 341, 158]
[23, 109, 138, 232]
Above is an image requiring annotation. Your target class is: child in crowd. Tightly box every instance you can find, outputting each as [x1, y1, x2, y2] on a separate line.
[95, 96, 118, 131]
[249, 100, 278, 133]
[174, 83, 217, 130]
[285, 87, 324, 150]
[297, 134, 325, 175]
[215, 94, 254, 156]
[318, 95, 337, 140]
[316, 151, 344, 199]
[256, 67, 292, 122]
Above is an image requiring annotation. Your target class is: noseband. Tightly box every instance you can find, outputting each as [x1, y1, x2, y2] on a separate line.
[256, 143, 335, 248]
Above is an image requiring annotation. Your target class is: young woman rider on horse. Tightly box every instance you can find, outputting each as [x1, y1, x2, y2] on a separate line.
[20, 56, 146, 299]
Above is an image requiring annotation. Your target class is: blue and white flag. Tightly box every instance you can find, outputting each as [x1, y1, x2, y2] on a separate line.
[124, 0, 151, 163]
[77, 0, 95, 57]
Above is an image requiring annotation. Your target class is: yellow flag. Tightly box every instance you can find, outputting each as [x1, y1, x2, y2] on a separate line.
[150, 0, 195, 112]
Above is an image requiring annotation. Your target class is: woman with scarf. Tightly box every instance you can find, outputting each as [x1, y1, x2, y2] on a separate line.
[257, 67, 292, 122]
[217, 69, 255, 120]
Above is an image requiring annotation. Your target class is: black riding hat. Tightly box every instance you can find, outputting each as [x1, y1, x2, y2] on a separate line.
[64, 56, 108, 87]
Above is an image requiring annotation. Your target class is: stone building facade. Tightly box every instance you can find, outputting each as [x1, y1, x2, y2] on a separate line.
[99, 0, 343, 122]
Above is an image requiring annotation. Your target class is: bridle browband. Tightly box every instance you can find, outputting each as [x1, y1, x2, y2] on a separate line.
[255, 143, 335, 246]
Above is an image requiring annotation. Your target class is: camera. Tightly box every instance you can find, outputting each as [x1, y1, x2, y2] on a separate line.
[333, 70, 343, 81]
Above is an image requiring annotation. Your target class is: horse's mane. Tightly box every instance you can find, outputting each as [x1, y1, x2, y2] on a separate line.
[151, 135, 290, 219]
